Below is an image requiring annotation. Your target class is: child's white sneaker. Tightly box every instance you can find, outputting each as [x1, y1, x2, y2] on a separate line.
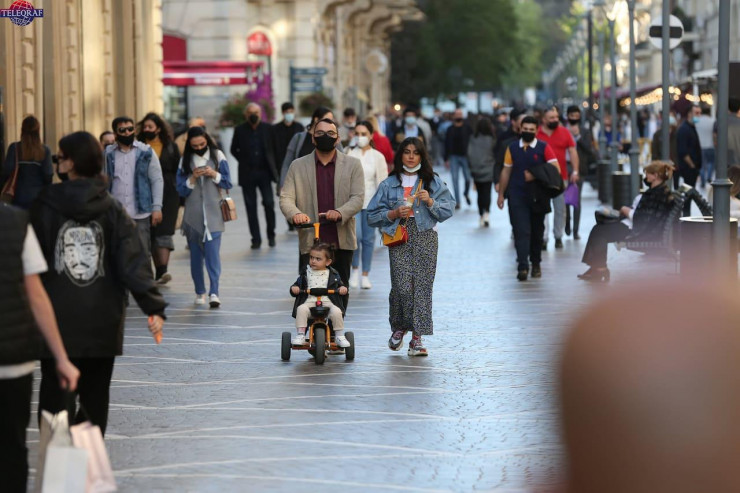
[349, 269, 359, 288]
[361, 276, 372, 289]
[335, 335, 350, 348]
[292, 333, 307, 346]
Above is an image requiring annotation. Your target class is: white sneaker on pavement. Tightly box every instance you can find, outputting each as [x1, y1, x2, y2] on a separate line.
[335, 335, 351, 348]
[209, 294, 221, 308]
[349, 269, 359, 288]
[361, 275, 372, 289]
[292, 333, 307, 346]
[194, 294, 206, 305]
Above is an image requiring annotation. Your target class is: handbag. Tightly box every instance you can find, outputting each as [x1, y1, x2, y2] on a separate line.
[564, 183, 580, 207]
[382, 180, 422, 247]
[0, 143, 20, 204]
[219, 192, 237, 222]
[70, 421, 117, 493]
[36, 409, 89, 493]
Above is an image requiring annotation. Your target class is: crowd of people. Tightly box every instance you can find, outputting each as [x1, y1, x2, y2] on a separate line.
[2, 95, 737, 491]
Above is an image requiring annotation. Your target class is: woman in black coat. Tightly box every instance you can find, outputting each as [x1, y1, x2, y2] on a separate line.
[578, 161, 675, 282]
[31, 131, 166, 435]
[1, 115, 53, 209]
[138, 113, 181, 284]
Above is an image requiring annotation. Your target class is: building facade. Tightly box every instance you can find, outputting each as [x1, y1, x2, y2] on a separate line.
[0, 0, 163, 160]
[161, 0, 421, 129]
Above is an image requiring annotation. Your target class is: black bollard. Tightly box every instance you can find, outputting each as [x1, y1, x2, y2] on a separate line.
[597, 160, 612, 204]
[612, 171, 633, 210]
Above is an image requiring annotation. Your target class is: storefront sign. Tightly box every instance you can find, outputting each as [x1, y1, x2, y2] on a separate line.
[248, 32, 272, 56]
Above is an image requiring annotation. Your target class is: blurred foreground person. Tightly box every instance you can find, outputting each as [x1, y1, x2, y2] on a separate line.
[0, 204, 79, 493]
[560, 281, 740, 493]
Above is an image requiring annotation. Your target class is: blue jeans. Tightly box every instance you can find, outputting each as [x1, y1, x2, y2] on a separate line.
[701, 148, 715, 186]
[352, 209, 375, 272]
[449, 155, 472, 204]
[187, 232, 222, 295]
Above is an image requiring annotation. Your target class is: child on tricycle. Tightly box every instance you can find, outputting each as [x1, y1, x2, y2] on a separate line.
[290, 242, 349, 348]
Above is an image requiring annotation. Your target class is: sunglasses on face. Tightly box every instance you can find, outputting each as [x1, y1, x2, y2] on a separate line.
[117, 126, 135, 134]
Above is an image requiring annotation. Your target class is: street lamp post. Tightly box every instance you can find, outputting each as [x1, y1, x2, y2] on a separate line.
[588, 8, 594, 124]
[598, 30, 607, 160]
[713, 0, 733, 279]
[661, 0, 670, 163]
[609, 17, 619, 174]
[627, 0, 640, 196]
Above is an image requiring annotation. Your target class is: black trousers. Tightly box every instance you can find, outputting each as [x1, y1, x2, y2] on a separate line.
[680, 166, 700, 216]
[0, 373, 33, 493]
[39, 357, 115, 436]
[565, 179, 584, 236]
[299, 249, 353, 310]
[508, 201, 546, 271]
[474, 181, 493, 215]
[581, 221, 630, 268]
[242, 172, 276, 244]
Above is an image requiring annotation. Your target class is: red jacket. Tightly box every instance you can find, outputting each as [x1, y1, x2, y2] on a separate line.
[373, 132, 394, 169]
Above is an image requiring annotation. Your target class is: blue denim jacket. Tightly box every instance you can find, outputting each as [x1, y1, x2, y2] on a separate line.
[367, 174, 455, 235]
[105, 145, 154, 214]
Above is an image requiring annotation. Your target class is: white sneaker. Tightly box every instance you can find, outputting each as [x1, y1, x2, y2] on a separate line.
[349, 269, 359, 288]
[292, 333, 307, 346]
[483, 212, 490, 227]
[479, 216, 485, 227]
[194, 294, 206, 305]
[361, 276, 372, 289]
[157, 273, 172, 285]
[209, 294, 221, 308]
[335, 335, 350, 348]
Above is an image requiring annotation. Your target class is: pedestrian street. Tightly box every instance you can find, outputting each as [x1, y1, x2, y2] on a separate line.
[26, 173, 678, 492]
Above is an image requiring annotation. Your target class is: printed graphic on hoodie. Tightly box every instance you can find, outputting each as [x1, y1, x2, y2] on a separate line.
[54, 220, 105, 286]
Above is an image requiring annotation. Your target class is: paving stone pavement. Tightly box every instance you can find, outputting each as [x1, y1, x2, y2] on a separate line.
[27, 172, 680, 492]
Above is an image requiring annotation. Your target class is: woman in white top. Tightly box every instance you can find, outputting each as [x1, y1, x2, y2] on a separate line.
[347, 121, 388, 289]
[176, 126, 233, 308]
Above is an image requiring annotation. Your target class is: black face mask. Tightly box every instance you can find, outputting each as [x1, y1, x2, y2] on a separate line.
[58, 172, 69, 182]
[454, 118, 464, 124]
[521, 131, 536, 143]
[194, 147, 208, 157]
[314, 135, 337, 153]
[643, 177, 651, 187]
[116, 134, 135, 147]
[248, 114, 259, 125]
[568, 119, 581, 126]
[546, 121, 560, 130]
[141, 131, 157, 141]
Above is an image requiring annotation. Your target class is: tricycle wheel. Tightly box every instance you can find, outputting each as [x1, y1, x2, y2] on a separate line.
[314, 328, 326, 365]
[281, 332, 292, 361]
[345, 331, 355, 361]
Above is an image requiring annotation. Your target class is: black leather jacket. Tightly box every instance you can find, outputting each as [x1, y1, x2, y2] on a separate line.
[30, 178, 167, 357]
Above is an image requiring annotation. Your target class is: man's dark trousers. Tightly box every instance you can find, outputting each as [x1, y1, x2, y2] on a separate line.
[242, 169, 276, 245]
[508, 198, 546, 271]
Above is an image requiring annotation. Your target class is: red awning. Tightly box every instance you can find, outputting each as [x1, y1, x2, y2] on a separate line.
[163, 61, 264, 86]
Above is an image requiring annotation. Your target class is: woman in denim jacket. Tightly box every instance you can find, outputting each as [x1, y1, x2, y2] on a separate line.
[367, 137, 455, 356]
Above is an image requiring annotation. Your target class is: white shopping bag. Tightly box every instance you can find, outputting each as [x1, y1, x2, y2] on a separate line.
[36, 410, 89, 493]
[70, 422, 117, 493]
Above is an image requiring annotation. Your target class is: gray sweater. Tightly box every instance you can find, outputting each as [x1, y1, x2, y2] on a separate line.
[467, 135, 496, 183]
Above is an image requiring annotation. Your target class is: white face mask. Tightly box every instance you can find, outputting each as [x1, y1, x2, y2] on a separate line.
[357, 136, 370, 148]
[284, 112, 295, 123]
[403, 164, 422, 173]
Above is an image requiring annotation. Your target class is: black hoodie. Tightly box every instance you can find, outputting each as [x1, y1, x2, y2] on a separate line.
[30, 178, 166, 357]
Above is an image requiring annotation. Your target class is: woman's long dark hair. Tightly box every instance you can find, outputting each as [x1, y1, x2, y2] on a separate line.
[391, 137, 435, 191]
[475, 117, 495, 138]
[20, 115, 45, 162]
[180, 126, 219, 176]
[136, 112, 174, 148]
[58, 131, 103, 178]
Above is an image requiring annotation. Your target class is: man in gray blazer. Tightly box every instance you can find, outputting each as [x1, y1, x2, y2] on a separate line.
[280, 118, 365, 308]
